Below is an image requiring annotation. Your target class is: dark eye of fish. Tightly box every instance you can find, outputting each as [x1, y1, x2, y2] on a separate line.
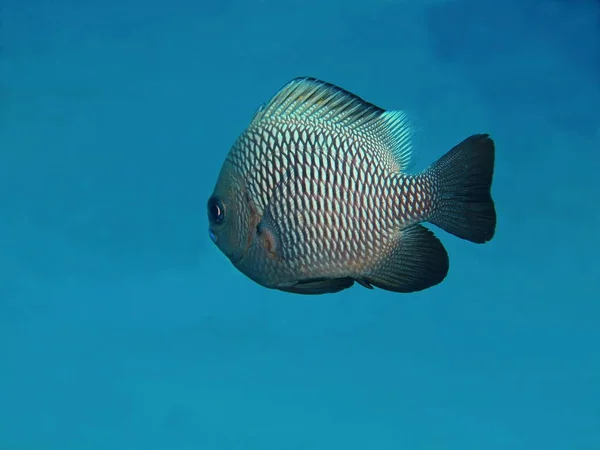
[207, 196, 225, 225]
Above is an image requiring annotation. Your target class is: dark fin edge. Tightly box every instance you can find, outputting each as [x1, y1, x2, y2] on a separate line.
[277, 277, 355, 295]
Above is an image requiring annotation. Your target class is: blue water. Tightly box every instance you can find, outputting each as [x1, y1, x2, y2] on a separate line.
[1, 0, 599, 448]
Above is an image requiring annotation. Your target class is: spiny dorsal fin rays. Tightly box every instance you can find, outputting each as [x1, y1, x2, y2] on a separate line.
[251, 77, 384, 131]
[250, 77, 414, 172]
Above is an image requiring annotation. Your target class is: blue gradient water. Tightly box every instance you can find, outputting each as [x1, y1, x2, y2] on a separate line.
[1, 0, 599, 448]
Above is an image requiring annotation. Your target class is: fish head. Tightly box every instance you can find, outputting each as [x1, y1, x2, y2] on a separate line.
[206, 162, 254, 265]
[207, 158, 291, 289]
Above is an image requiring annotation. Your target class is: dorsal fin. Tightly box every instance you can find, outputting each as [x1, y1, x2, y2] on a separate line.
[250, 77, 414, 172]
[377, 110, 414, 172]
[251, 77, 384, 129]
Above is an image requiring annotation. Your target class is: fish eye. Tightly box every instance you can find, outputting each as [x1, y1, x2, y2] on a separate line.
[207, 196, 225, 225]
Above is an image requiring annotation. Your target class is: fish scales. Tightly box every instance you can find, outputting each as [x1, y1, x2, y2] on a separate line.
[207, 77, 496, 295]
[243, 115, 418, 275]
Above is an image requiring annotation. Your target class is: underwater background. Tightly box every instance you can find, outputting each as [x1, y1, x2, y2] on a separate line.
[1, 0, 599, 448]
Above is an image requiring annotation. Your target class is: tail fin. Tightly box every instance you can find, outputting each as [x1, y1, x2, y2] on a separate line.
[427, 134, 496, 244]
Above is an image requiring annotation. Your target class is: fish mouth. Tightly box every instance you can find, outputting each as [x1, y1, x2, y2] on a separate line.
[209, 229, 217, 244]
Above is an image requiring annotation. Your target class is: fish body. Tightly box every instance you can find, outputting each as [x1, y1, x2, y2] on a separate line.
[207, 77, 496, 295]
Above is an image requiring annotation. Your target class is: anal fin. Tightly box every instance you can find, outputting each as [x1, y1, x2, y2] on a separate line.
[364, 225, 449, 293]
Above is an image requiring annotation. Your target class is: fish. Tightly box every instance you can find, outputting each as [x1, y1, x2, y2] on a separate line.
[207, 77, 496, 295]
